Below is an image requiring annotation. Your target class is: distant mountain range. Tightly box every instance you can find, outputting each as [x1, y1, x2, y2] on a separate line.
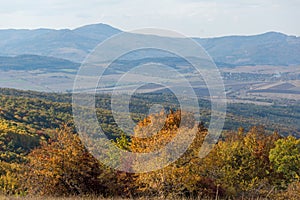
[0, 55, 79, 71]
[195, 32, 300, 66]
[0, 23, 299, 66]
[0, 24, 121, 63]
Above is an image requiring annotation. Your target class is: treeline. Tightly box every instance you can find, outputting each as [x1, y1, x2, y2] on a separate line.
[1, 88, 299, 135]
[0, 111, 299, 199]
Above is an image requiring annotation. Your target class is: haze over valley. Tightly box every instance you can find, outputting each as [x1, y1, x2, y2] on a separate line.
[0, 24, 299, 106]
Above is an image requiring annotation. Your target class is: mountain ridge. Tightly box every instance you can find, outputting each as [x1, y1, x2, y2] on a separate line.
[0, 23, 299, 66]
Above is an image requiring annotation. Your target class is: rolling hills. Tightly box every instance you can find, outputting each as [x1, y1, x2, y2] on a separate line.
[0, 54, 79, 71]
[0, 24, 121, 62]
[0, 23, 299, 66]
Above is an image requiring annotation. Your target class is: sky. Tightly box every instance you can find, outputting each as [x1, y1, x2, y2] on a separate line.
[0, 0, 299, 37]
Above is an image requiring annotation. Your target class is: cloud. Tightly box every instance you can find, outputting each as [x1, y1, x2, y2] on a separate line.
[0, 0, 298, 37]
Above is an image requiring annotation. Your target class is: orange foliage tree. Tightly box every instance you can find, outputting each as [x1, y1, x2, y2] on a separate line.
[22, 127, 110, 196]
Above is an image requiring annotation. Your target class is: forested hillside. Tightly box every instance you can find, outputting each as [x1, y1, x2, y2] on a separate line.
[1, 24, 300, 66]
[0, 88, 299, 199]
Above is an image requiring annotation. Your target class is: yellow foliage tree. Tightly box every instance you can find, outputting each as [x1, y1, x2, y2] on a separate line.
[0, 161, 22, 195]
[202, 126, 281, 198]
[131, 110, 220, 198]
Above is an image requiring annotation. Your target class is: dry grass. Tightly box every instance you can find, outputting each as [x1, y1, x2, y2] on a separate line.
[1, 196, 111, 200]
[0, 196, 211, 200]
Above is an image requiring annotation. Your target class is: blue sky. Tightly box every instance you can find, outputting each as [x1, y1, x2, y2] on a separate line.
[0, 0, 299, 37]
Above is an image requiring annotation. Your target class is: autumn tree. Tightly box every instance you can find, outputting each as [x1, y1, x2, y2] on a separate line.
[202, 126, 281, 198]
[0, 161, 23, 195]
[22, 127, 109, 196]
[131, 110, 220, 198]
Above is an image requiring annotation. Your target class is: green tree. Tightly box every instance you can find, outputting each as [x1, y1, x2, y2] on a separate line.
[202, 127, 280, 197]
[269, 136, 300, 184]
